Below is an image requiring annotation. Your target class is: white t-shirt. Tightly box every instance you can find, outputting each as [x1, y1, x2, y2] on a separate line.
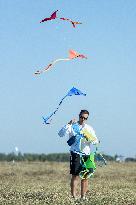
[58, 122, 98, 155]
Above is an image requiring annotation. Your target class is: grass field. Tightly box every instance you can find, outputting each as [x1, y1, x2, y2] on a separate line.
[0, 161, 135, 205]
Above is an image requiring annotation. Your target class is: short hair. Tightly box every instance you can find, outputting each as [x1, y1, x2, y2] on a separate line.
[79, 109, 89, 116]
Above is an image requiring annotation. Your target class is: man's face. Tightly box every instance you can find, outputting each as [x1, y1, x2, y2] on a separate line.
[79, 113, 89, 124]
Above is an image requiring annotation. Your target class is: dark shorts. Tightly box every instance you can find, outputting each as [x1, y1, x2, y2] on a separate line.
[70, 152, 89, 176]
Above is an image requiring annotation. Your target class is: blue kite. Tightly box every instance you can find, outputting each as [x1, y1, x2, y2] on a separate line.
[42, 87, 86, 124]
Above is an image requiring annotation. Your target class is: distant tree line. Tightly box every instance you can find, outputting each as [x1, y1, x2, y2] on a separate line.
[0, 152, 69, 162]
[0, 152, 135, 162]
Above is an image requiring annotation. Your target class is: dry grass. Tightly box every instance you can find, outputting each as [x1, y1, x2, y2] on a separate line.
[0, 161, 135, 205]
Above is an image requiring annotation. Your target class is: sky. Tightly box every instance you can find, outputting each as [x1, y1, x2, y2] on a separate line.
[0, 0, 136, 157]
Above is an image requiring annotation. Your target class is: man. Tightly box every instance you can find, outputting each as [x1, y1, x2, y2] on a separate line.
[58, 109, 98, 199]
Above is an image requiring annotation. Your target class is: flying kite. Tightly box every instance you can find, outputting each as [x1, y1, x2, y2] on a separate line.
[42, 87, 86, 124]
[40, 10, 58, 23]
[34, 50, 87, 75]
[40, 10, 82, 28]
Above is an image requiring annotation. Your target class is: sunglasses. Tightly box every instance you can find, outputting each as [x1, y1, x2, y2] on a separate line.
[80, 116, 88, 120]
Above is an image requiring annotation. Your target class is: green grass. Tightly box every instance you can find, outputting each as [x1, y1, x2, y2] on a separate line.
[0, 161, 135, 205]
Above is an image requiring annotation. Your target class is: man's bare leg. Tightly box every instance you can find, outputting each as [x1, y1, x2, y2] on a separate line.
[71, 175, 79, 197]
[81, 179, 88, 198]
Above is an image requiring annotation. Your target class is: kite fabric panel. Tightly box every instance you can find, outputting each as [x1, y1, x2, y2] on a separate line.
[40, 10, 58, 23]
[80, 129, 98, 142]
[79, 144, 107, 179]
[42, 87, 86, 125]
[34, 50, 87, 75]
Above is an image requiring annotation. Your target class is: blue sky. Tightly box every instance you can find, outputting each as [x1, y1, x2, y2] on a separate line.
[0, 0, 136, 157]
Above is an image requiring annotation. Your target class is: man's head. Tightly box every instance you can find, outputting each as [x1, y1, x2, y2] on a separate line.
[79, 110, 89, 125]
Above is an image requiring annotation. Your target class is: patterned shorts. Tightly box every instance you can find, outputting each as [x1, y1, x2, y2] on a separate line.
[70, 152, 88, 175]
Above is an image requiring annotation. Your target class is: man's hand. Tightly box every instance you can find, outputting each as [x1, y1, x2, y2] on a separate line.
[68, 118, 77, 125]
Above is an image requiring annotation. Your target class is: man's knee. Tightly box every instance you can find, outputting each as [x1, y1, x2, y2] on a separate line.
[72, 175, 79, 180]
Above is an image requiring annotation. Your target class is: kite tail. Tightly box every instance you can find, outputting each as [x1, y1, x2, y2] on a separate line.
[45, 58, 70, 71]
[59, 18, 82, 28]
[42, 117, 51, 124]
[34, 70, 42, 75]
[42, 96, 67, 124]
[71, 22, 76, 28]
[58, 94, 68, 106]
[42, 87, 86, 124]
[72, 21, 82, 28]
[59, 17, 71, 22]
[34, 58, 71, 75]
